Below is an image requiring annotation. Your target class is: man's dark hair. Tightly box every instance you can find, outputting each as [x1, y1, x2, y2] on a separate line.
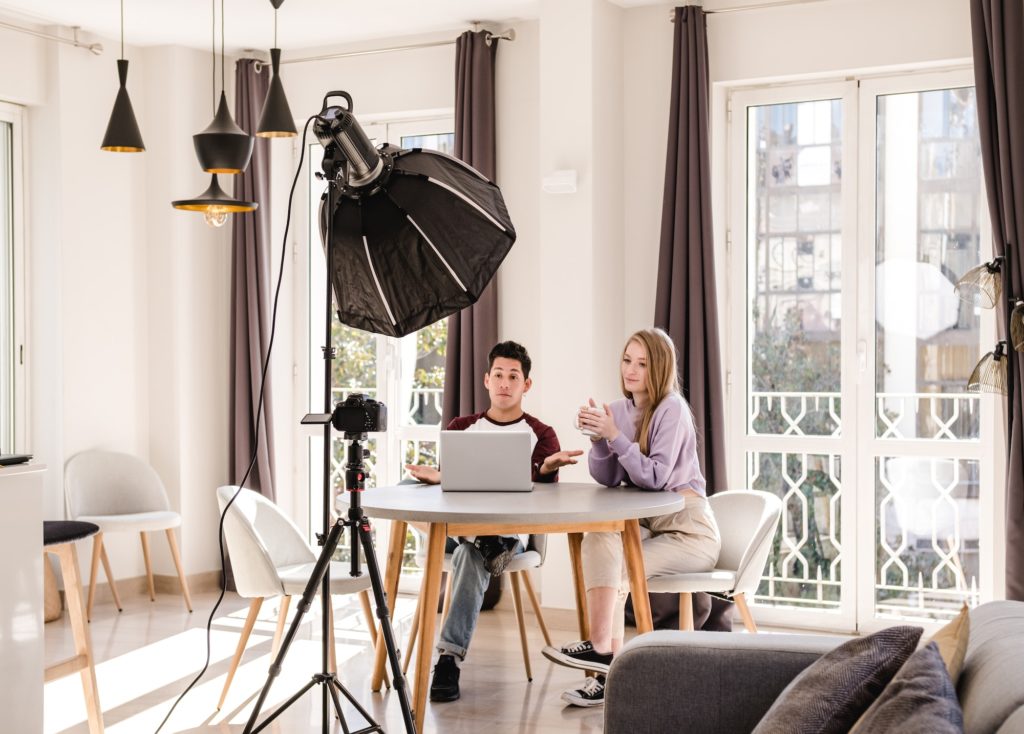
[487, 341, 532, 378]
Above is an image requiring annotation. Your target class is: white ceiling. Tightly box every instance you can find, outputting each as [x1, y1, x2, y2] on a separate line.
[0, 0, 551, 54]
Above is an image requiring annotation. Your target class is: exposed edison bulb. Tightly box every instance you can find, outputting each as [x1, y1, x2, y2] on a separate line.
[204, 207, 229, 228]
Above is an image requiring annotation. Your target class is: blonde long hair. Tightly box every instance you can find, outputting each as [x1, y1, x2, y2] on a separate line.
[621, 328, 680, 455]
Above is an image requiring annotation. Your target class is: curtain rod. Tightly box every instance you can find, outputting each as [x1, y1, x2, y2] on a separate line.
[278, 28, 514, 67]
[672, 0, 832, 17]
[0, 20, 103, 54]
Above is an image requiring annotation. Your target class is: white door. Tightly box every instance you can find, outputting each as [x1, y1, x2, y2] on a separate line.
[728, 70, 1000, 634]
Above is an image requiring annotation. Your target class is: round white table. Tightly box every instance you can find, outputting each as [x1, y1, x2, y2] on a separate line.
[353, 482, 685, 732]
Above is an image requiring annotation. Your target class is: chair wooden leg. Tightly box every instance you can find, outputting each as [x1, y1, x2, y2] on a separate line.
[165, 528, 193, 612]
[87, 534, 103, 622]
[734, 592, 758, 633]
[217, 598, 263, 710]
[509, 572, 533, 682]
[140, 532, 156, 602]
[271, 595, 291, 661]
[328, 600, 337, 674]
[440, 571, 453, 626]
[359, 590, 390, 689]
[520, 570, 552, 646]
[98, 540, 122, 613]
[679, 592, 695, 631]
[53, 543, 104, 733]
[402, 588, 423, 675]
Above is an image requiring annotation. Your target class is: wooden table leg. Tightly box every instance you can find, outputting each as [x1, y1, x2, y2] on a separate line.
[371, 520, 407, 692]
[567, 532, 590, 641]
[622, 519, 653, 633]
[413, 523, 447, 733]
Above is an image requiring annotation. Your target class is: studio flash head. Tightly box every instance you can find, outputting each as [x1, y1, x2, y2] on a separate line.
[331, 393, 387, 436]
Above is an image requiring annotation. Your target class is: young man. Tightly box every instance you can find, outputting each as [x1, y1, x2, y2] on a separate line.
[405, 340, 581, 703]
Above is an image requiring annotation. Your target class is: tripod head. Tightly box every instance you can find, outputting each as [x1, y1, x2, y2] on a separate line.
[343, 433, 370, 493]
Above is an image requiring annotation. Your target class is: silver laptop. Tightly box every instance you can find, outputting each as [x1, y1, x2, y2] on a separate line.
[440, 430, 534, 492]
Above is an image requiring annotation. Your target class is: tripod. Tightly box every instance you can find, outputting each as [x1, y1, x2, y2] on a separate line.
[242, 170, 416, 734]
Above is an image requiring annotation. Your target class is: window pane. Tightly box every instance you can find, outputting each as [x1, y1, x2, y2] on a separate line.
[748, 100, 843, 437]
[399, 319, 446, 427]
[400, 133, 454, 155]
[875, 457, 979, 620]
[0, 121, 12, 453]
[874, 88, 983, 442]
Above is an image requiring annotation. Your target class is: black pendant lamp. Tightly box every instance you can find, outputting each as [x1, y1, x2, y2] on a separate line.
[256, 1, 296, 138]
[172, 174, 257, 228]
[193, 0, 253, 173]
[172, 0, 257, 225]
[101, 0, 144, 152]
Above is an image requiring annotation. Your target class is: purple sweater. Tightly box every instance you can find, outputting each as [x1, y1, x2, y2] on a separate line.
[588, 393, 707, 495]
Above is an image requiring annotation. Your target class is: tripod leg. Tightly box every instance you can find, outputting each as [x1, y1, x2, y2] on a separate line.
[243, 520, 346, 734]
[371, 520, 407, 691]
[358, 517, 418, 734]
[326, 680, 351, 734]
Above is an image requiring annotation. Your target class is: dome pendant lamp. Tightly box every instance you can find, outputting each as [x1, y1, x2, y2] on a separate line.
[193, 0, 254, 174]
[101, 0, 145, 152]
[256, 1, 297, 138]
[172, 0, 257, 226]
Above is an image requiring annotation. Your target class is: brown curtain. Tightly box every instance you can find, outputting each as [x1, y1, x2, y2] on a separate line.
[230, 59, 276, 502]
[654, 5, 731, 631]
[654, 7, 727, 493]
[443, 30, 499, 426]
[971, 0, 1024, 601]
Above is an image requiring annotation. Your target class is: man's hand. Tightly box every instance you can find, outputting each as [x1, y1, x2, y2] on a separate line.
[405, 464, 441, 484]
[539, 449, 584, 475]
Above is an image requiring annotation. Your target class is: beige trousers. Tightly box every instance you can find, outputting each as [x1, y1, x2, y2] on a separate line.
[582, 496, 721, 640]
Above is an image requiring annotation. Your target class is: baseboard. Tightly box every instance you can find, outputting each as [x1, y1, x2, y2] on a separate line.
[66, 570, 223, 605]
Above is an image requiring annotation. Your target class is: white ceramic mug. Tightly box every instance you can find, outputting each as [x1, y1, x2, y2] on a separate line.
[575, 405, 604, 437]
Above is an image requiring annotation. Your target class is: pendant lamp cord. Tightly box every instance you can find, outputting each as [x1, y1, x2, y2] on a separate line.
[211, 0, 215, 115]
[274, 8, 278, 48]
[119, 0, 124, 59]
[221, 0, 226, 101]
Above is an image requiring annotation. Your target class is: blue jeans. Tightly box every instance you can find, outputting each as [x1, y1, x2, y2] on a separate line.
[436, 537, 524, 660]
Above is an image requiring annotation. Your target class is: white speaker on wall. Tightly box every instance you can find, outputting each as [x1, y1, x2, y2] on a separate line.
[541, 169, 577, 194]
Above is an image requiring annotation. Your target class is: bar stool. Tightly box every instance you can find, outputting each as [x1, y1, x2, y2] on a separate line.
[44, 520, 104, 734]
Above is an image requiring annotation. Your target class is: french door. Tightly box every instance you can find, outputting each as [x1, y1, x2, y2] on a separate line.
[727, 70, 1003, 633]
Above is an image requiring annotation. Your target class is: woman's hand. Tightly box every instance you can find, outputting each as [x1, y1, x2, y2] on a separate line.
[405, 464, 440, 484]
[539, 449, 585, 475]
[577, 398, 620, 442]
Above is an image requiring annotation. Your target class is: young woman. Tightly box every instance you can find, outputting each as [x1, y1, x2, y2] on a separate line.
[542, 328, 722, 707]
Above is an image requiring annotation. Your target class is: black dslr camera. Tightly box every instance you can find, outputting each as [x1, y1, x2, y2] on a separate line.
[331, 393, 387, 436]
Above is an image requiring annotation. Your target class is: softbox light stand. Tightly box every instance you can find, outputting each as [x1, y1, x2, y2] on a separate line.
[242, 171, 416, 734]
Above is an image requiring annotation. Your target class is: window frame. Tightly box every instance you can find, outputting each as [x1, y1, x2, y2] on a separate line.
[0, 101, 27, 454]
[723, 69, 1005, 635]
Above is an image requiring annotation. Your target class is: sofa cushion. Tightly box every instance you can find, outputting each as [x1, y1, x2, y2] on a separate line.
[853, 642, 963, 733]
[752, 625, 923, 734]
[958, 601, 1024, 733]
[930, 604, 970, 685]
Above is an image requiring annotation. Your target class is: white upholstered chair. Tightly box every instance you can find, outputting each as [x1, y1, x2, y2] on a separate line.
[65, 450, 192, 621]
[215, 485, 383, 709]
[647, 490, 783, 632]
[403, 534, 552, 681]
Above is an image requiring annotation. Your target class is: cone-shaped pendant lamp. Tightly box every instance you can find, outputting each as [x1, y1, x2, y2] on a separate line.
[172, 174, 257, 227]
[954, 257, 1003, 309]
[257, 48, 296, 137]
[172, 0, 257, 227]
[101, 1, 144, 152]
[194, 90, 255, 173]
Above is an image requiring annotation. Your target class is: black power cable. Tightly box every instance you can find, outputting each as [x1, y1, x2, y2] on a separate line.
[155, 114, 319, 733]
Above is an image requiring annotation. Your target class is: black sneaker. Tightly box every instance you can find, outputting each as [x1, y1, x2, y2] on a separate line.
[561, 675, 605, 707]
[541, 640, 613, 674]
[429, 654, 460, 702]
[473, 536, 516, 577]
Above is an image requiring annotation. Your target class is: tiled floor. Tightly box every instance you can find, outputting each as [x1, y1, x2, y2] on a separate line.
[45, 586, 611, 734]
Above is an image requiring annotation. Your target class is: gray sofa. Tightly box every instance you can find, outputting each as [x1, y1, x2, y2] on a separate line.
[605, 600, 1024, 734]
